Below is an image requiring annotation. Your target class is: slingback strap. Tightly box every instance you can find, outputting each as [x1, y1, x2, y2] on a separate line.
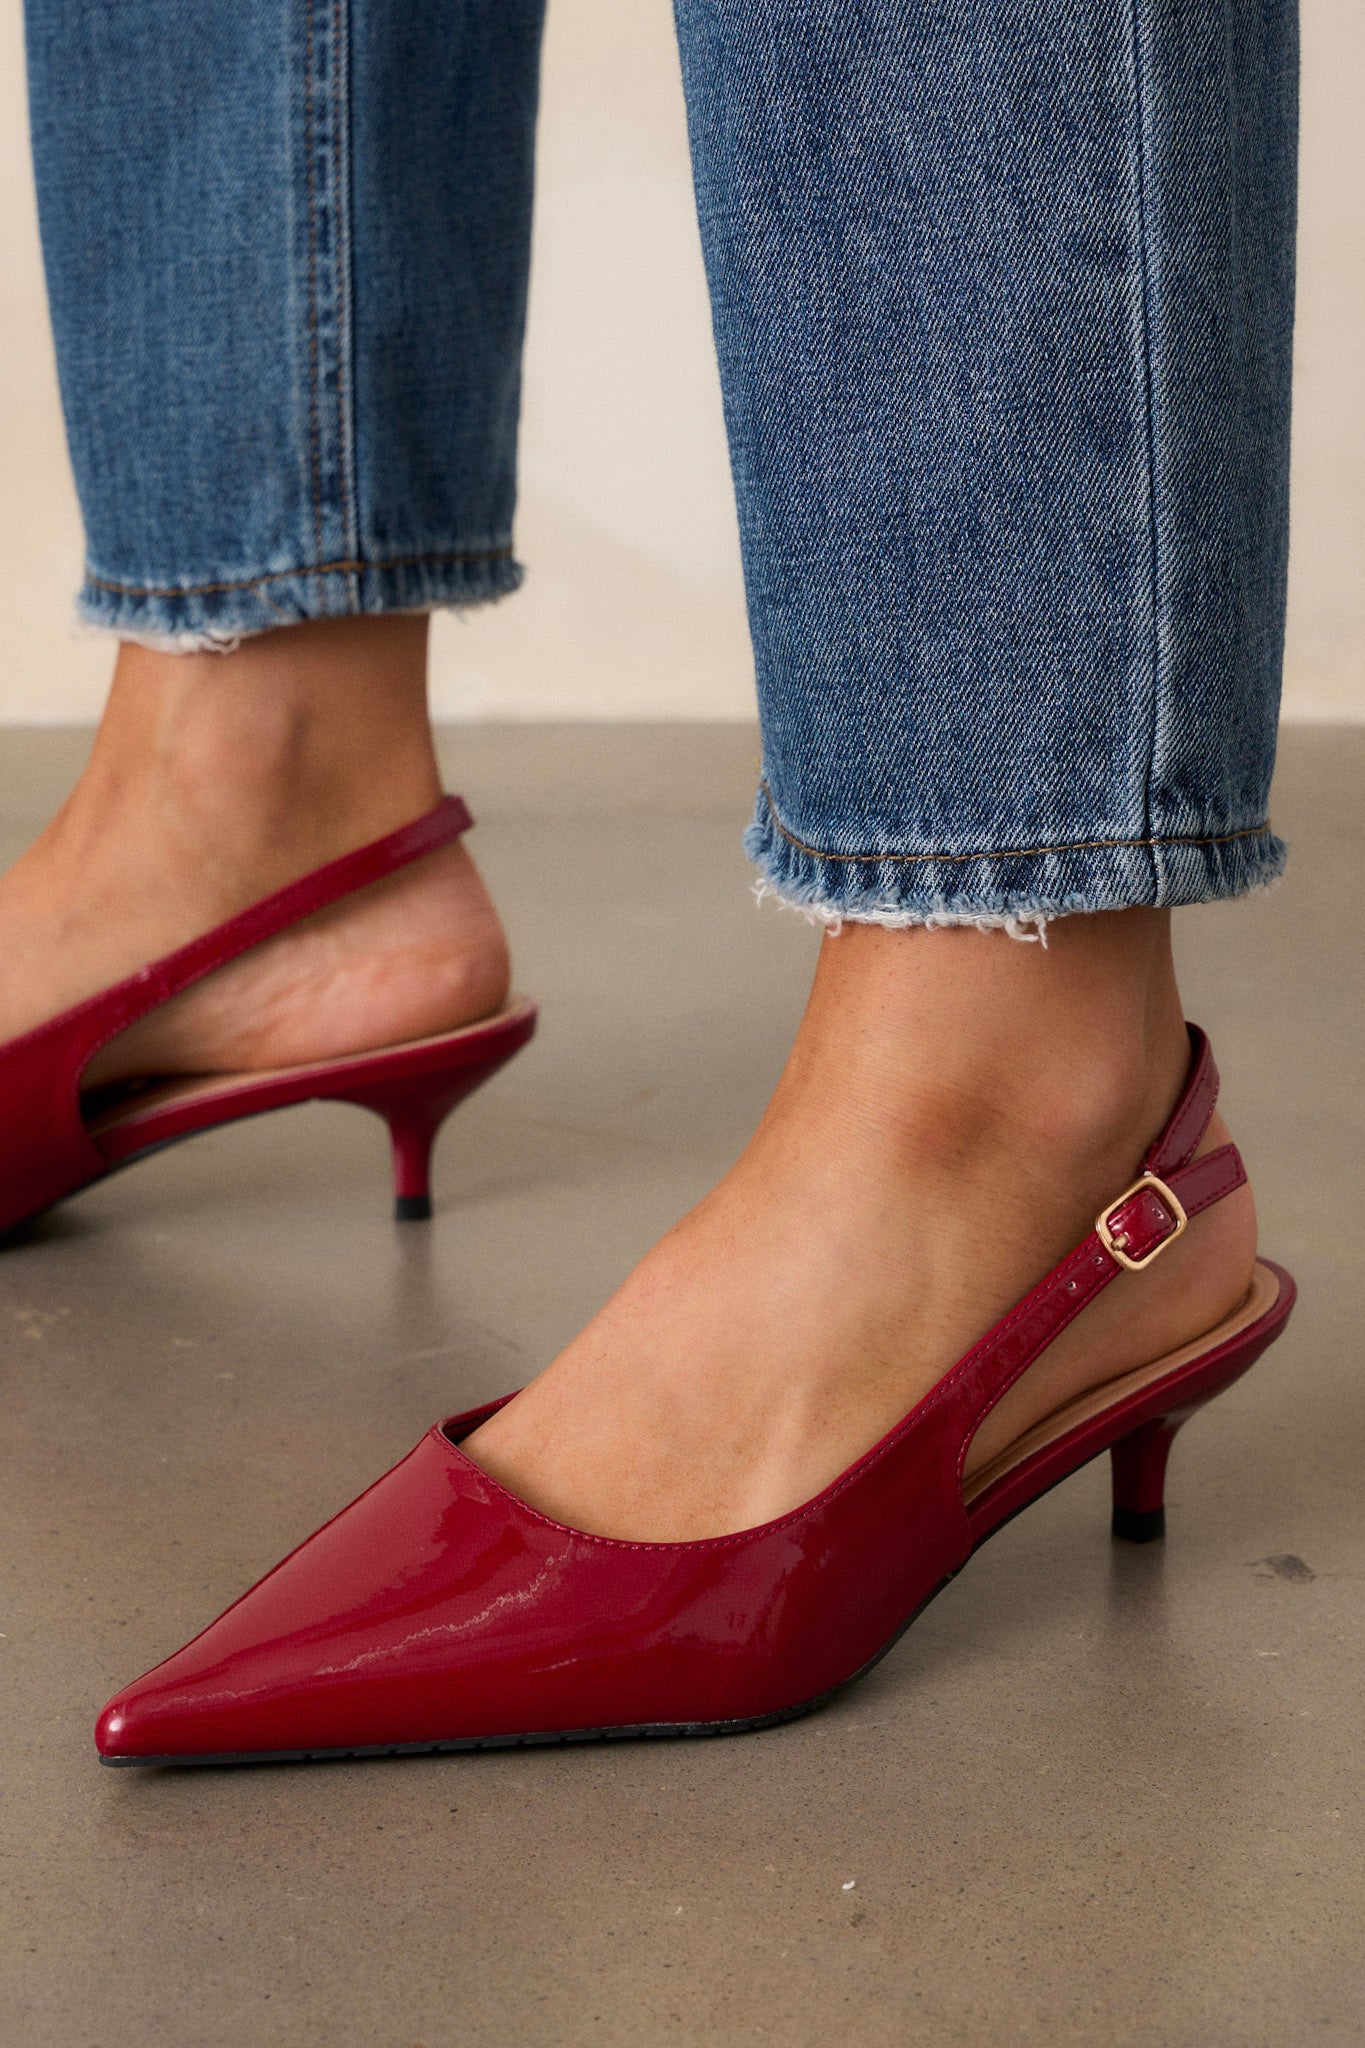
[4, 795, 473, 1079]
[937, 1024, 1249, 1473]
[1147, 1023, 1219, 1171]
[117, 793, 473, 1029]
[1097, 1023, 1244, 1268]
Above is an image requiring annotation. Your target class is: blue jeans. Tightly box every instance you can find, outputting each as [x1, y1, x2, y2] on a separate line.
[25, 1, 1298, 926]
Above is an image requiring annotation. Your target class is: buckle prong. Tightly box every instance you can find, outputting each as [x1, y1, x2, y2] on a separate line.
[1096, 1172, 1188, 1273]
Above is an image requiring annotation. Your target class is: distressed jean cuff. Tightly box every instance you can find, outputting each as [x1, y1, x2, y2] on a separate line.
[76, 547, 523, 650]
[746, 783, 1287, 932]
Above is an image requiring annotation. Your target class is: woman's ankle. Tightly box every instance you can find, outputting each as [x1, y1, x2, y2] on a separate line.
[782, 910, 1193, 1182]
[80, 616, 445, 896]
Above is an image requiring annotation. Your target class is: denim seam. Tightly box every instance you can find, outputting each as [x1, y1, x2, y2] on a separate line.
[302, 0, 326, 565]
[759, 786, 1271, 867]
[84, 549, 515, 598]
[1126, 0, 1164, 878]
[331, 0, 360, 604]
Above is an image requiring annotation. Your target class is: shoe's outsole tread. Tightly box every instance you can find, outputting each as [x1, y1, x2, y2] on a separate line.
[98, 1700, 825, 1769]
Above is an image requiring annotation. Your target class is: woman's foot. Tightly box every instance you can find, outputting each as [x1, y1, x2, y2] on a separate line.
[464, 912, 1258, 1541]
[0, 617, 510, 1088]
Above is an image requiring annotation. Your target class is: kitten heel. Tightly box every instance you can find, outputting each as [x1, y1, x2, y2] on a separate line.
[1110, 1413, 1189, 1543]
[338, 1056, 523, 1222]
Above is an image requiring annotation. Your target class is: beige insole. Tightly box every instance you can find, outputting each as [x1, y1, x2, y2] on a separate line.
[962, 1259, 1281, 1507]
[85, 996, 535, 1139]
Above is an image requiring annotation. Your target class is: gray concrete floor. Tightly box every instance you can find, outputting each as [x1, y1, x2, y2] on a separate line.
[1, 723, 1362, 2048]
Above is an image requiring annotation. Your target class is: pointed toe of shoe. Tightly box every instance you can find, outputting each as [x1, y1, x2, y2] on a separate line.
[96, 1676, 205, 1766]
[95, 1694, 137, 1762]
[95, 1624, 279, 1763]
[91, 1398, 954, 1765]
[92, 1399, 952, 1767]
[91, 1417, 541, 1765]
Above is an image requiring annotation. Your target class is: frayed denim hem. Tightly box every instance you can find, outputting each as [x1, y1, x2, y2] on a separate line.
[76, 545, 523, 650]
[746, 784, 1288, 936]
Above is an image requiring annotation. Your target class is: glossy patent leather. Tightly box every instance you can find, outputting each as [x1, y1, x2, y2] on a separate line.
[96, 1026, 1296, 1766]
[0, 797, 535, 1234]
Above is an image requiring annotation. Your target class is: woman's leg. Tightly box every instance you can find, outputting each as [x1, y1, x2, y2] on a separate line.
[465, 0, 1297, 1537]
[12, 1, 546, 1078]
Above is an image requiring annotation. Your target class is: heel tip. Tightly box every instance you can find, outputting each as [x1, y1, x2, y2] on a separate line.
[1112, 1504, 1166, 1544]
[394, 1194, 433, 1223]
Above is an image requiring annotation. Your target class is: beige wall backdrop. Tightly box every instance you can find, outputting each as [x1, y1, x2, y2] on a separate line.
[1, 0, 1360, 723]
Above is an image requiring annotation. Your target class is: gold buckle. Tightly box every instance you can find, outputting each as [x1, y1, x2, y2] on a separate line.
[1096, 1172, 1188, 1273]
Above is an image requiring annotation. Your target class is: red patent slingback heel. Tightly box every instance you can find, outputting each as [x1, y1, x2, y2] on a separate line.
[96, 1024, 1293, 1768]
[0, 797, 535, 1236]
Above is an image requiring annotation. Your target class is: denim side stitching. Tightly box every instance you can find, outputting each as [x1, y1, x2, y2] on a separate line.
[302, 0, 326, 565]
[1126, 0, 1163, 871]
[759, 785, 1271, 867]
[85, 548, 514, 598]
[331, 0, 360, 602]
